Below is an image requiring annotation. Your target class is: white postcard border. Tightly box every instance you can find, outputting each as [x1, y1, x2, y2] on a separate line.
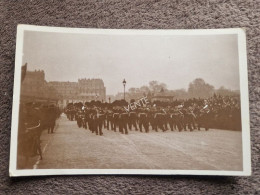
[9, 25, 251, 177]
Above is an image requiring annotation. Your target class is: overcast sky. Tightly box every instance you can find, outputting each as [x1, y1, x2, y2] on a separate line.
[22, 31, 240, 95]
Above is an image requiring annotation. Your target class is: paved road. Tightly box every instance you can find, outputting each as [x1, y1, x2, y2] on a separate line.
[33, 114, 243, 170]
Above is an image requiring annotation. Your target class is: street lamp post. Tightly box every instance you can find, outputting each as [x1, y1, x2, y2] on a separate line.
[122, 79, 126, 101]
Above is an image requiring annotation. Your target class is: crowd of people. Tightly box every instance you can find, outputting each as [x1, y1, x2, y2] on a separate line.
[17, 102, 61, 169]
[16, 94, 241, 167]
[65, 94, 242, 136]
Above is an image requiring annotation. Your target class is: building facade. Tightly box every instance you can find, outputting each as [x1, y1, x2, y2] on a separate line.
[78, 78, 106, 102]
[148, 90, 175, 102]
[20, 70, 60, 103]
[21, 70, 46, 98]
[48, 78, 106, 108]
[21, 70, 106, 108]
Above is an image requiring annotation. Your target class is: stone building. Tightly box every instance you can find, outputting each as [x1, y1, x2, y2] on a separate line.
[148, 89, 175, 102]
[21, 70, 45, 98]
[47, 81, 78, 100]
[78, 78, 106, 102]
[20, 69, 106, 108]
[20, 70, 59, 103]
[48, 78, 106, 108]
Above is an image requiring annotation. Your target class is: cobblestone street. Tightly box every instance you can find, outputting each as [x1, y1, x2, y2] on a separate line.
[33, 114, 243, 170]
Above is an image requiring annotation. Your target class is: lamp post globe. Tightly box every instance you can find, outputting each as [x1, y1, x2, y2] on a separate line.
[122, 79, 126, 100]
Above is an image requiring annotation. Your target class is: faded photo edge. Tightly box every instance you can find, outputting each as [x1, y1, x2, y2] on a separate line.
[9, 25, 251, 177]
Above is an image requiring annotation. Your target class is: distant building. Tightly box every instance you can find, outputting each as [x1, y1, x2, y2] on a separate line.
[21, 70, 106, 108]
[115, 88, 175, 103]
[148, 88, 175, 102]
[78, 78, 106, 102]
[48, 78, 106, 108]
[21, 70, 45, 97]
[150, 95, 175, 102]
[20, 70, 59, 103]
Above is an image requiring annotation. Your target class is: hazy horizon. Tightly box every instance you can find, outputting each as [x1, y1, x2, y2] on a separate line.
[22, 31, 240, 95]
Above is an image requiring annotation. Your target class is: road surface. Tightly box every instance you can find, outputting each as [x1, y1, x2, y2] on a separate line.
[31, 114, 243, 170]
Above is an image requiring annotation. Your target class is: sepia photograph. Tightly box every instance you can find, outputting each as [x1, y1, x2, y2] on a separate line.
[9, 25, 251, 176]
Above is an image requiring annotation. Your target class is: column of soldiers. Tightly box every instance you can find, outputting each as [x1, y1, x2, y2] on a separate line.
[17, 102, 61, 169]
[65, 95, 241, 136]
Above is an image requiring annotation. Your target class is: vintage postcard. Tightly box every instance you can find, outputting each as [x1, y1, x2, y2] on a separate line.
[9, 25, 251, 176]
